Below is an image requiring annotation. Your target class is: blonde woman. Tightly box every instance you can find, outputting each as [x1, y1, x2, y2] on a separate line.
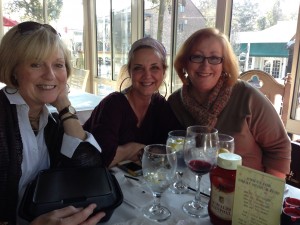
[0, 21, 104, 224]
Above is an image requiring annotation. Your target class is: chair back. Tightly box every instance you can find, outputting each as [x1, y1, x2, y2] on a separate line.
[69, 67, 89, 92]
[239, 69, 292, 126]
[286, 141, 300, 188]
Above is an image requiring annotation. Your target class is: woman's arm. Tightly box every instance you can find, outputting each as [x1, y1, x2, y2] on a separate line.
[247, 84, 291, 177]
[47, 86, 102, 167]
[54, 98, 87, 141]
[109, 142, 145, 167]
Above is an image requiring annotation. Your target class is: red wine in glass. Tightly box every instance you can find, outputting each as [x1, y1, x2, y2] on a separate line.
[188, 159, 213, 176]
[182, 125, 219, 218]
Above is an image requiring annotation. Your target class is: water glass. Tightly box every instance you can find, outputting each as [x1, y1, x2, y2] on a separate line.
[218, 133, 235, 153]
[166, 130, 189, 194]
[142, 144, 177, 222]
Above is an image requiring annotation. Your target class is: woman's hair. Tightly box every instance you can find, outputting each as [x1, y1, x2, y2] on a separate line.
[174, 27, 239, 86]
[0, 21, 72, 88]
[126, 37, 168, 72]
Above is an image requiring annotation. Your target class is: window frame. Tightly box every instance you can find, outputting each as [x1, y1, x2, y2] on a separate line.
[286, 6, 300, 134]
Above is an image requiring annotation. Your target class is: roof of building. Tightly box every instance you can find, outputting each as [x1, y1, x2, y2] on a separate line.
[237, 21, 297, 43]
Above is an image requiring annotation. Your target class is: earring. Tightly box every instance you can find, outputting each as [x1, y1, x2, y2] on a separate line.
[222, 71, 230, 78]
[119, 77, 132, 92]
[66, 83, 70, 93]
[4, 86, 18, 94]
[184, 75, 191, 86]
[158, 80, 168, 98]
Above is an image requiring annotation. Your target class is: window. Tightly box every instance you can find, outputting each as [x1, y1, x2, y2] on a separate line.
[263, 60, 271, 74]
[57, 1, 84, 70]
[1, 0, 300, 136]
[111, 0, 131, 81]
[94, 0, 131, 96]
[96, 0, 111, 80]
[231, 0, 298, 77]
[272, 60, 281, 78]
[2, 0, 84, 70]
[230, 0, 300, 128]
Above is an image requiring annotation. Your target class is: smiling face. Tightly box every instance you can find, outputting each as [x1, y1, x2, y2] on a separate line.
[129, 48, 165, 97]
[15, 49, 68, 108]
[186, 36, 223, 95]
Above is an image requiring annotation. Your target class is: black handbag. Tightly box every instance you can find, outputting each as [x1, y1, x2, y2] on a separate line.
[18, 166, 123, 223]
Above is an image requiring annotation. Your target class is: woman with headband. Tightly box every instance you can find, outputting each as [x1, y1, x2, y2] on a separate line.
[84, 37, 182, 167]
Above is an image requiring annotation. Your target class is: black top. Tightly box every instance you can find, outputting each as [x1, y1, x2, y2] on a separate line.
[84, 92, 183, 166]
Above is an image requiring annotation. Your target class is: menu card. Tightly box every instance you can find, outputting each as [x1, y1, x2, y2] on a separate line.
[232, 165, 285, 225]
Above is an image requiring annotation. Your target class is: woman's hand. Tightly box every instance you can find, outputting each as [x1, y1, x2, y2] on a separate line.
[109, 142, 145, 167]
[51, 84, 71, 112]
[49, 83, 87, 141]
[29, 204, 105, 225]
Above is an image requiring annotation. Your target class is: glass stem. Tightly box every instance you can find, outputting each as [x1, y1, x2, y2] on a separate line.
[150, 193, 162, 214]
[176, 171, 183, 184]
[194, 174, 202, 203]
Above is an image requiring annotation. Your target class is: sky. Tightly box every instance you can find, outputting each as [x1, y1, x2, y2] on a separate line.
[59, 0, 83, 29]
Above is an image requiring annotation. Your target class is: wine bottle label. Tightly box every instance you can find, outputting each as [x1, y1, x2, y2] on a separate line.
[210, 184, 234, 220]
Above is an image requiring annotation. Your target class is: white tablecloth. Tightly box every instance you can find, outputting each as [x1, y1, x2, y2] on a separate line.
[103, 168, 300, 225]
[103, 168, 216, 225]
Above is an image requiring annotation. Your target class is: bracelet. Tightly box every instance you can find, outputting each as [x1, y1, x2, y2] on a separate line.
[61, 114, 78, 123]
[58, 105, 76, 119]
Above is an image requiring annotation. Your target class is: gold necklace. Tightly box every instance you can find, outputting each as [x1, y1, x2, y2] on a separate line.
[29, 116, 40, 122]
[29, 116, 40, 132]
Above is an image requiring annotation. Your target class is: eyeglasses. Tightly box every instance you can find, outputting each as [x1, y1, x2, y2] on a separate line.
[17, 21, 60, 36]
[189, 55, 224, 65]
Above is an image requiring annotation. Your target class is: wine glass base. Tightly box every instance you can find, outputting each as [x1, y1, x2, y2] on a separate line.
[169, 181, 189, 194]
[182, 200, 208, 218]
[142, 205, 171, 222]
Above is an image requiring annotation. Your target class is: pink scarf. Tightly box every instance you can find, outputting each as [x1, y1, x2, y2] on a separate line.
[181, 75, 232, 128]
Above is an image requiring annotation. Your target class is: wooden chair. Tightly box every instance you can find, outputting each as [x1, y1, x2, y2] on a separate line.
[68, 67, 89, 92]
[239, 70, 292, 126]
[286, 141, 300, 188]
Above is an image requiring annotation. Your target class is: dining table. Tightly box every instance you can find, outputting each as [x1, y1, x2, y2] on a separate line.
[102, 167, 300, 225]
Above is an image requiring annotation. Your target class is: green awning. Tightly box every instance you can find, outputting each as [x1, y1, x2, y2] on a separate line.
[237, 43, 288, 57]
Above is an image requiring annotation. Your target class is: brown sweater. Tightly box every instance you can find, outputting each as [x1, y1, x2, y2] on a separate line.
[168, 80, 291, 174]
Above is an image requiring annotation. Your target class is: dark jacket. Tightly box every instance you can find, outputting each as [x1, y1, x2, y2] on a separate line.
[0, 90, 103, 224]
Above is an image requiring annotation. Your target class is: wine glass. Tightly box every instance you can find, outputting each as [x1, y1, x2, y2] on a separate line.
[202, 134, 235, 196]
[218, 133, 235, 154]
[166, 130, 189, 194]
[142, 144, 177, 222]
[183, 125, 219, 218]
